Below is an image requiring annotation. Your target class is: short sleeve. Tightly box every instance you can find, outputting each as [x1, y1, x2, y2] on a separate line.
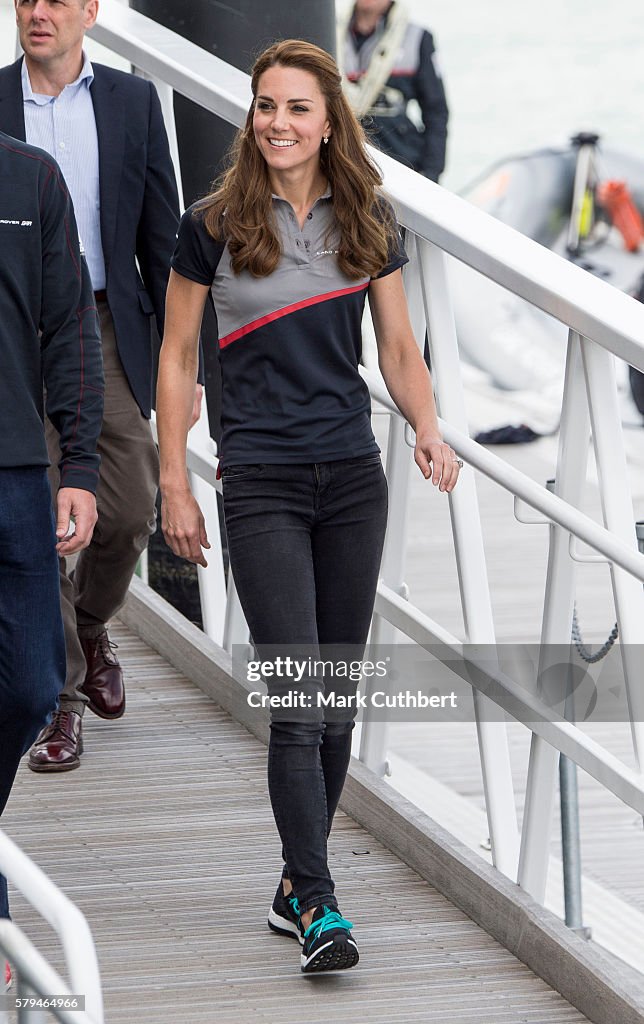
[372, 198, 409, 279]
[171, 203, 226, 285]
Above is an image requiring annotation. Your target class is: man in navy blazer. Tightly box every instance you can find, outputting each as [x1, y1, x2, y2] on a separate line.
[0, 0, 196, 771]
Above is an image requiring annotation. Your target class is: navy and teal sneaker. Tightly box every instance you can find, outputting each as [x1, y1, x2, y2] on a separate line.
[268, 884, 304, 944]
[300, 905, 359, 973]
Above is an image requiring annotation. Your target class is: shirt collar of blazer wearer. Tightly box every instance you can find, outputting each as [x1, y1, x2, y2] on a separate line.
[21, 48, 94, 104]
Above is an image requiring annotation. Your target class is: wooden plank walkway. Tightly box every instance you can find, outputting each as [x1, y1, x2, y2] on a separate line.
[2, 624, 589, 1024]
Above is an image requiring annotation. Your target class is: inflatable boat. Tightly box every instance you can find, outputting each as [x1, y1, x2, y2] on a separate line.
[451, 136, 644, 432]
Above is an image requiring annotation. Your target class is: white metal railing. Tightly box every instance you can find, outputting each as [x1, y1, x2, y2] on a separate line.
[0, 832, 103, 1024]
[88, 0, 644, 910]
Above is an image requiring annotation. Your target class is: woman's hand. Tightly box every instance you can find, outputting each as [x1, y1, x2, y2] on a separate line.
[161, 486, 211, 567]
[414, 434, 462, 492]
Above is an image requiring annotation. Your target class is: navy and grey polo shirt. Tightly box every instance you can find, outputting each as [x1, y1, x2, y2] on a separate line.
[172, 191, 407, 466]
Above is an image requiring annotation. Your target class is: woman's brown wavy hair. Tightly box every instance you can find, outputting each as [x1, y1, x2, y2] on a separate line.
[197, 39, 395, 280]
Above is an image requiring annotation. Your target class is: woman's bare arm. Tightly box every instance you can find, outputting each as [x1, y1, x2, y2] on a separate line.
[157, 270, 212, 564]
[369, 269, 460, 492]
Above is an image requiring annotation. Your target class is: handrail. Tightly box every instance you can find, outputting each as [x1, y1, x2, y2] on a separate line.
[373, 583, 644, 816]
[0, 922, 95, 1024]
[0, 831, 103, 1023]
[362, 368, 644, 584]
[90, 1, 250, 122]
[385, 163, 644, 372]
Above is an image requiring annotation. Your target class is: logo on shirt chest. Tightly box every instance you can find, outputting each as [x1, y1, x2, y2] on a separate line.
[0, 218, 33, 227]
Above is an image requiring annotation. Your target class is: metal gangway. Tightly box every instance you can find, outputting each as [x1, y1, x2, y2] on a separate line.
[2, 1, 644, 1021]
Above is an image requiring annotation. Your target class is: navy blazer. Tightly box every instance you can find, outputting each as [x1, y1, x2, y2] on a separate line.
[0, 58, 180, 418]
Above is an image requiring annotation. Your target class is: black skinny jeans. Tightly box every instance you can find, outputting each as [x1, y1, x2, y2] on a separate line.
[222, 457, 388, 913]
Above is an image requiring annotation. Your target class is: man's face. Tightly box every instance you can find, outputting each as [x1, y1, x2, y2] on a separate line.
[15, 0, 98, 66]
[354, 0, 391, 18]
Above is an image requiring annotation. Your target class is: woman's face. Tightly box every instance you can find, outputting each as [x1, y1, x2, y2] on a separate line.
[253, 65, 331, 180]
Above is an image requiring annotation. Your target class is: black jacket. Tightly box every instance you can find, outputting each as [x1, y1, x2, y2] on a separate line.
[0, 131, 103, 489]
[0, 59, 180, 418]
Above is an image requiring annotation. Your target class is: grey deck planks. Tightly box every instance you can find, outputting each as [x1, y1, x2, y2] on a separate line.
[2, 626, 589, 1023]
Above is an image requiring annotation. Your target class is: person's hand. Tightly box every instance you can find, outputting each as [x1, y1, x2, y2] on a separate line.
[56, 488, 98, 556]
[414, 435, 462, 492]
[161, 486, 211, 567]
[189, 383, 204, 430]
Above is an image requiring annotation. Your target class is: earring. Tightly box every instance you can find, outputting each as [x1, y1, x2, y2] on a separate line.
[323, 136, 329, 145]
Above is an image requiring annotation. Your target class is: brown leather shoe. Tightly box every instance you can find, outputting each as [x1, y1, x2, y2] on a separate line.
[79, 630, 125, 720]
[28, 710, 83, 772]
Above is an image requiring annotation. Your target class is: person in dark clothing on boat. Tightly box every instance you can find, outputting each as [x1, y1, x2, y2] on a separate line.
[0, 130, 103, 931]
[338, 0, 448, 181]
[156, 39, 461, 975]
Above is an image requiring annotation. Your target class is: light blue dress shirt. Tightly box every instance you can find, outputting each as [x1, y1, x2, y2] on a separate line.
[22, 54, 105, 290]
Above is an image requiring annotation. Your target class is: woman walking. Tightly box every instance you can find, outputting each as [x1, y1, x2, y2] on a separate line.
[156, 38, 461, 973]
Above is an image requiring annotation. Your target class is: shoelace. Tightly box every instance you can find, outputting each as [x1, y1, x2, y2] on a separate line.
[287, 894, 301, 917]
[45, 711, 78, 743]
[91, 634, 119, 665]
[304, 906, 353, 941]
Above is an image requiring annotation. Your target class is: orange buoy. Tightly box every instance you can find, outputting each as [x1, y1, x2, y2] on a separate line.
[597, 180, 644, 252]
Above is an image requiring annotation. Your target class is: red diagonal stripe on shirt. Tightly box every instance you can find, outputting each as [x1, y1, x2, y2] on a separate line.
[219, 281, 369, 349]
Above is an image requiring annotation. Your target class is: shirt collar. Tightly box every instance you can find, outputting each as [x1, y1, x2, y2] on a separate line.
[271, 187, 333, 204]
[21, 52, 94, 105]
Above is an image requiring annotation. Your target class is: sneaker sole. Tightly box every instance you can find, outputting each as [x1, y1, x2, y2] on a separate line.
[268, 908, 304, 945]
[301, 937, 359, 973]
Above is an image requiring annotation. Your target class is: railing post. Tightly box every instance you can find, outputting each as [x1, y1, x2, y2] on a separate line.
[17, 983, 46, 1024]
[186, 418, 227, 645]
[222, 569, 250, 655]
[358, 413, 412, 777]
[581, 336, 644, 756]
[132, 69, 184, 204]
[416, 239, 520, 878]
[519, 332, 589, 900]
[359, 244, 420, 776]
[0, 832, 104, 1024]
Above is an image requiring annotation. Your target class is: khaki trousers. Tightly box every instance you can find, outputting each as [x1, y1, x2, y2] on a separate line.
[46, 300, 159, 714]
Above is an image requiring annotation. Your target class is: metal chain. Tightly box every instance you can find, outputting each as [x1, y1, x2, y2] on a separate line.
[571, 605, 618, 663]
